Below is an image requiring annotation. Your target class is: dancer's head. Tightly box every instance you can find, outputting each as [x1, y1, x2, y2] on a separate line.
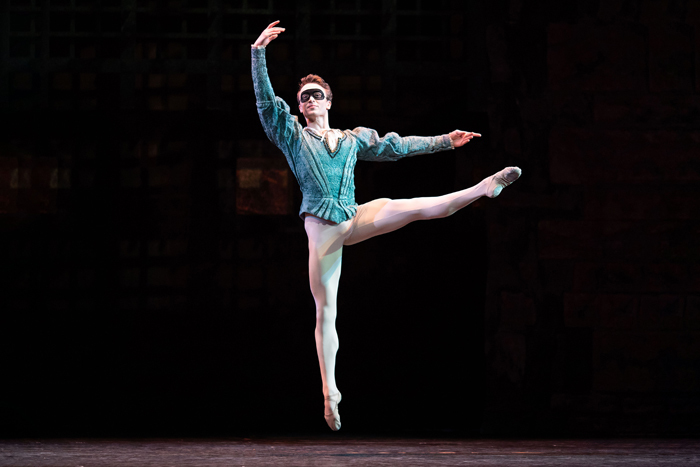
[297, 74, 332, 121]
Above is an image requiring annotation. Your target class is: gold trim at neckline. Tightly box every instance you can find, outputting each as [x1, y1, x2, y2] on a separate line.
[304, 128, 346, 156]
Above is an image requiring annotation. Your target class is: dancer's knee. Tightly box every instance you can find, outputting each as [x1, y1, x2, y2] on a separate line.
[419, 205, 455, 220]
[390, 198, 454, 222]
[383, 199, 428, 223]
[316, 304, 337, 325]
[414, 196, 460, 220]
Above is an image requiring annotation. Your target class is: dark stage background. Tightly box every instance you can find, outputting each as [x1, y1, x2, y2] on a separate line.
[1, 0, 698, 437]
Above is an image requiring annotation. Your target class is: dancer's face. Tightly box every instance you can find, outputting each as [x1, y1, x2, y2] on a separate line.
[298, 83, 332, 119]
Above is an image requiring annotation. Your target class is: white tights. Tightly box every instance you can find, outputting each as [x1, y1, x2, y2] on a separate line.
[304, 176, 490, 399]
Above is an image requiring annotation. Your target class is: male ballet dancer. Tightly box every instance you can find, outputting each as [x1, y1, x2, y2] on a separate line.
[252, 21, 521, 431]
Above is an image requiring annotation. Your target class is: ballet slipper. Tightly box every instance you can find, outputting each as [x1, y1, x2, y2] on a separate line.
[324, 392, 342, 431]
[485, 166, 521, 198]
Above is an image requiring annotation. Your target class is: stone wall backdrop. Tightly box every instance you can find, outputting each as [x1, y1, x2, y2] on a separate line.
[480, 0, 700, 435]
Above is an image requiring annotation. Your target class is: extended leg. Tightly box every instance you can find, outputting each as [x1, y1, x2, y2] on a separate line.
[304, 215, 352, 430]
[345, 166, 521, 245]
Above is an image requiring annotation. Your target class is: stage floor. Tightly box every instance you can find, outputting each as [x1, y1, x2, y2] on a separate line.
[1, 438, 698, 466]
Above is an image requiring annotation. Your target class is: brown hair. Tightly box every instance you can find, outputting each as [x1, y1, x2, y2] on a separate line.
[297, 74, 333, 103]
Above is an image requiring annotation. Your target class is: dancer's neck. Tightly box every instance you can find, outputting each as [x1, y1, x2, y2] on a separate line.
[305, 115, 331, 132]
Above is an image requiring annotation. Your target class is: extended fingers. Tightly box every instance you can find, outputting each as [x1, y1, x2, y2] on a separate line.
[266, 20, 280, 29]
[461, 132, 482, 143]
[450, 130, 482, 147]
[461, 134, 480, 144]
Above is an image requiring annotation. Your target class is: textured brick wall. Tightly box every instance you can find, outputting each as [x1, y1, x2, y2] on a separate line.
[482, 0, 700, 435]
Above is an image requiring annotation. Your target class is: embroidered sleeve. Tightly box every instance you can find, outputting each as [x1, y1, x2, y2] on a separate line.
[251, 46, 303, 160]
[351, 127, 453, 162]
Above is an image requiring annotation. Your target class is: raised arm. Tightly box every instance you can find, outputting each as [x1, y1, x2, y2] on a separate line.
[251, 22, 302, 159]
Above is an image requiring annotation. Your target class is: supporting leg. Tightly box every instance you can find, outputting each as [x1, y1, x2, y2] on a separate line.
[304, 215, 351, 431]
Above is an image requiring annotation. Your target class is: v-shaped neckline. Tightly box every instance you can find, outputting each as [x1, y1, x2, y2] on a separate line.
[305, 128, 346, 158]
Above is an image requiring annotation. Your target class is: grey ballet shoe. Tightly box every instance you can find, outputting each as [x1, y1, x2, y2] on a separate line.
[324, 392, 342, 431]
[486, 166, 522, 198]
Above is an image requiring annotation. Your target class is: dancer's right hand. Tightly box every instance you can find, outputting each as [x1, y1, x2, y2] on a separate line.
[253, 21, 285, 47]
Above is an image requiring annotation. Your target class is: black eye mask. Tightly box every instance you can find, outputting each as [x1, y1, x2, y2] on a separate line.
[300, 88, 326, 103]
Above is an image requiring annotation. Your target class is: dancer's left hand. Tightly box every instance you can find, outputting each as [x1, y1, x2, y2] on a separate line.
[449, 130, 481, 148]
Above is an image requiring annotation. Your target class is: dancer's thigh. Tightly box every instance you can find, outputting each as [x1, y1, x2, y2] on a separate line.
[304, 215, 352, 307]
[344, 198, 424, 246]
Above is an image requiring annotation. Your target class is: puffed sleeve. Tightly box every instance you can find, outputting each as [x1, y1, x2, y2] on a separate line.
[351, 127, 454, 162]
[251, 46, 303, 164]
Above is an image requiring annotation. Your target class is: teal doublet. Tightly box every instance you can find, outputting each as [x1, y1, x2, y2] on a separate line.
[251, 46, 454, 224]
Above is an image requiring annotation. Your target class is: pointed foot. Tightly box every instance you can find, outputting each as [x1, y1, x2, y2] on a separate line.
[486, 166, 521, 198]
[324, 392, 342, 431]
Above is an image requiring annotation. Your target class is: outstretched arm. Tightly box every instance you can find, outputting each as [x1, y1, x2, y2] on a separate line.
[353, 127, 480, 162]
[251, 21, 302, 160]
